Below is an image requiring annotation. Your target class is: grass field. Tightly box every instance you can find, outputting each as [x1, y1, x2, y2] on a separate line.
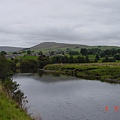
[0, 84, 32, 120]
[44, 62, 120, 83]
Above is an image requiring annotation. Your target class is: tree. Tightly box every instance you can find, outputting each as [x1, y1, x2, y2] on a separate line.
[37, 56, 49, 68]
[113, 54, 120, 60]
[80, 48, 88, 55]
[102, 56, 115, 62]
[76, 56, 84, 63]
[0, 51, 7, 56]
[27, 50, 31, 55]
[104, 49, 112, 56]
[102, 56, 109, 62]
[87, 48, 101, 55]
[111, 48, 117, 56]
[0, 55, 11, 81]
[20, 60, 30, 68]
[108, 57, 116, 62]
[62, 56, 68, 63]
[68, 50, 79, 55]
[95, 54, 100, 62]
[68, 56, 74, 63]
[38, 51, 43, 56]
[85, 56, 90, 63]
[99, 51, 105, 57]
[13, 52, 17, 54]
[22, 51, 26, 53]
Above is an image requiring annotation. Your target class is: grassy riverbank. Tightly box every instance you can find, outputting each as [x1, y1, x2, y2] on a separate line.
[44, 62, 120, 83]
[0, 85, 32, 120]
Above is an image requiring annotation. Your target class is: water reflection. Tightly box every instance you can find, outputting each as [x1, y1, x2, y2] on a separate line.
[36, 70, 79, 83]
[16, 68, 120, 85]
[38, 70, 61, 78]
[19, 68, 37, 73]
[13, 72, 120, 120]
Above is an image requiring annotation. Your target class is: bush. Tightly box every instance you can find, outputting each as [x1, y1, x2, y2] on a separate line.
[102, 57, 116, 62]
[0, 56, 11, 81]
[3, 78, 25, 107]
[20, 59, 37, 69]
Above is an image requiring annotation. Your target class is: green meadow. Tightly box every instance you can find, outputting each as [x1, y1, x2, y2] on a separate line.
[44, 62, 120, 83]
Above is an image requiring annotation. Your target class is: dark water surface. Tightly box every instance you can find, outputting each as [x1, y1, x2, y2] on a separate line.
[13, 72, 120, 120]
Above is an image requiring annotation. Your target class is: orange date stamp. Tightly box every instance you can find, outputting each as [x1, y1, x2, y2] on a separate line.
[105, 106, 120, 112]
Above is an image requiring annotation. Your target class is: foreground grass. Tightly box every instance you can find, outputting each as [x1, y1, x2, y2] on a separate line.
[0, 85, 32, 120]
[44, 62, 120, 82]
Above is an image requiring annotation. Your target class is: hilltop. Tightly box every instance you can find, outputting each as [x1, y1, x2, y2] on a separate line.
[29, 42, 120, 53]
[31, 42, 87, 50]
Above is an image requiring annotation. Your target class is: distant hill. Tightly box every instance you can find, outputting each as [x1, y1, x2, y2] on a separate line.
[0, 42, 120, 53]
[32, 42, 120, 51]
[0, 46, 23, 52]
[31, 42, 87, 50]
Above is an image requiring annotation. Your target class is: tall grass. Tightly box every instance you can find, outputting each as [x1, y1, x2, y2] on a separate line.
[44, 63, 120, 82]
[0, 84, 32, 120]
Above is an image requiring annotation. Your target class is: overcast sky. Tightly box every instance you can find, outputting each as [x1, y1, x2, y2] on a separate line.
[0, 0, 120, 47]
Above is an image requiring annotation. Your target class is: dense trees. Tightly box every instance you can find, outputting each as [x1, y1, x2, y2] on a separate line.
[0, 51, 7, 56]
[17, 54, 90, 69]
[95, 54, 100, 62]
[68, 50, 80, 55]
[102, 56, 115, 62]
[113, 54, 120, 60]
[49, 55, 90, 64]
[0, 55, 12, 81]
[37, 55, 49, 68]
[87, 48, 101, 55]
[13, 52, 17, 54]
[80, 48, 120, 57]
[19, 55, 49, 69]
[0, 53, 28, 109]
[27, 50, 31, 54]
[38, 51, 43, 56]
[80, 48, 88, 55]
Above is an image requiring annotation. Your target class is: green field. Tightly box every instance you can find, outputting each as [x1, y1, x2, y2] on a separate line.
[22, 55, 38, 60]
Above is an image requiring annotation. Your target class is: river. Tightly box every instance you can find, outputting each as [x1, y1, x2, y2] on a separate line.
[13, 71, 120, 120]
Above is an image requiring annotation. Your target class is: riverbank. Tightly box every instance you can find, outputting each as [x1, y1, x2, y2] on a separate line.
[0, 84, 32, 120]
[44, 63, 120, 83]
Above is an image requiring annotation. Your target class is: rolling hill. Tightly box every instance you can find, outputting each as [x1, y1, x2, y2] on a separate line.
[0, 46, 23, 52]
[0, 42, 120, 53]
[30, 42, 120, 52]
[31, 42, 87, 50]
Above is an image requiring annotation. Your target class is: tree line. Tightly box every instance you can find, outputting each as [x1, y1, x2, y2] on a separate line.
[8, 48, 120, 70]
[0, 53, 27, 108]
[1, 47, 120, 72]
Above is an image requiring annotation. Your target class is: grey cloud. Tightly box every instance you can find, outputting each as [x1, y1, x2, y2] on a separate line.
[0, 0, 120, 47]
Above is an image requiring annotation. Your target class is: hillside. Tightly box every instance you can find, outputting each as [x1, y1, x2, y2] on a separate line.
[0, 46, 23, 52]
[31, 42, 87, 50]
[30, 42, 120, 52]
[0, 42, 120, 53]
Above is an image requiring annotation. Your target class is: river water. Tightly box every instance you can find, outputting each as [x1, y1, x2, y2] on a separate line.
[13, 71, 120, 120]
